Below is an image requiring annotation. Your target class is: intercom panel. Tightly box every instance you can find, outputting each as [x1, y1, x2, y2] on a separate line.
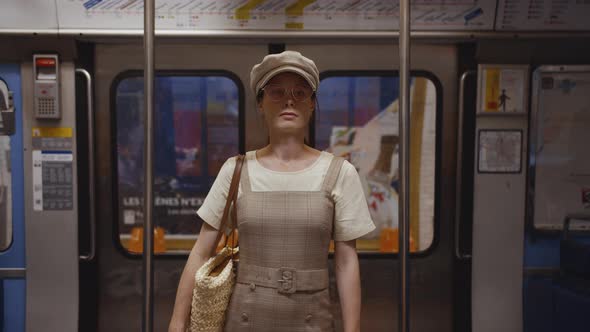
[33, 54, 60, 119]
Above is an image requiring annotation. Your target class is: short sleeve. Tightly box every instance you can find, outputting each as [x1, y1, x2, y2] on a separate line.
[332, 161, 376, 241]
[196, 156, 237, 231]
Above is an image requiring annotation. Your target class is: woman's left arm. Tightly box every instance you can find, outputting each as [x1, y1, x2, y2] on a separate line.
[334, 239, 362, 332]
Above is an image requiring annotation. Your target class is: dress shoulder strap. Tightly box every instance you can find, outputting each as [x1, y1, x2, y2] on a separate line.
[321, 156, 345, 193]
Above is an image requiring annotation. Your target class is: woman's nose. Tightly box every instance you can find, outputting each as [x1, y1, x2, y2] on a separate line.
[285, 98, 295, 107]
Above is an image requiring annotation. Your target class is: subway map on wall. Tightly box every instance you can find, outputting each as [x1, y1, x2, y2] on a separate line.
[56, 0, 495, 31]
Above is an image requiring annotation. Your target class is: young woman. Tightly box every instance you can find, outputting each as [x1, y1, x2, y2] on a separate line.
[169, 51, 375, 332]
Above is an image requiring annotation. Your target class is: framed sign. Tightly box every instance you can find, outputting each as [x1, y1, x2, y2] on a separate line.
[478, 65, 529, 114]
[529, 65, 590, 230]
[477, 129, 523, 174]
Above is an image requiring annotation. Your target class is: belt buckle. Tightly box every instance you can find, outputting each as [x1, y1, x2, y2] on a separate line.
[277, 267, 296, 294]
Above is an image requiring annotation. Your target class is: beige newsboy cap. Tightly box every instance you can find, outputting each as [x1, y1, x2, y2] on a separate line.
[250, 50, 319, 95]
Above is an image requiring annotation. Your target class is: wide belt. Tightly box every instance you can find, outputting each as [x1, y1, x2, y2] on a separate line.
[237, 263, 329, 294]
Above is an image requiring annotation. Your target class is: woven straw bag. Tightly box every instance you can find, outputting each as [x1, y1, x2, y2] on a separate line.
[190, 155, 244, 332]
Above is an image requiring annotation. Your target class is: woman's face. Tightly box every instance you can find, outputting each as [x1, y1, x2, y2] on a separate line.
[258, 72, 315, 134]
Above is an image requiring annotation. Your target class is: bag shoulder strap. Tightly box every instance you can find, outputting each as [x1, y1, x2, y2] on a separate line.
[215, 155, 245, 247]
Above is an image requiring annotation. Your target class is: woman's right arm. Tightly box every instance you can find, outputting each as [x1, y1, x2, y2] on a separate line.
[168, 222, 220, 332]
[169, 156, 236, 331]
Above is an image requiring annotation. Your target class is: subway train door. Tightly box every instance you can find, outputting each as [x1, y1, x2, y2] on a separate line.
[93, 43, 267, 331]
[0, 64, 25, 332]
[289, 43, 458, 332]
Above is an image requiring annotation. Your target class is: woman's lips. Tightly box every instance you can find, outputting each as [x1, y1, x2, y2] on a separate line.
[280, 112, 298, 117]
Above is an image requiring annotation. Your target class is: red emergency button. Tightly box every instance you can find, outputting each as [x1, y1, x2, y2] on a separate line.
[36, 58, 56, 67]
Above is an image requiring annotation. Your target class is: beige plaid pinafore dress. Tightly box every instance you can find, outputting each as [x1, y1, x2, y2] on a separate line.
[223, 155, 345, 332]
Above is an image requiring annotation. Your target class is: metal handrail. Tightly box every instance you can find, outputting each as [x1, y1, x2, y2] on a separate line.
[455, 71, 475, 260]
[142, 0, 155, 331]
[399, 0, 411, 330]
[76, 68, 96, 262]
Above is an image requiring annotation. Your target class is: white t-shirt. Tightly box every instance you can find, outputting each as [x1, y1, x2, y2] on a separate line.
[197, 150, 375, 242]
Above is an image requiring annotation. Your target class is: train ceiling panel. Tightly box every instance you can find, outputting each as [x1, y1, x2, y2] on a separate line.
[0, 0, 58, 33]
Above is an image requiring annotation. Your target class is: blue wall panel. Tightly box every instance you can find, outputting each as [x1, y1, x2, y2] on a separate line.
[0, 63, 26, 332]
[3, 280, 25, 332]
[524, 234, 561, 268]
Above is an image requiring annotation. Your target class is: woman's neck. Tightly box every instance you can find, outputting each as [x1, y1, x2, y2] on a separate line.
[262, 135, 308, 161]
[257, 133, 320, 170]
[256, 142, 320, 172]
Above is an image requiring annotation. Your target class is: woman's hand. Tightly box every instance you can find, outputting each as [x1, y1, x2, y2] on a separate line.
[167, 319, 187, 332]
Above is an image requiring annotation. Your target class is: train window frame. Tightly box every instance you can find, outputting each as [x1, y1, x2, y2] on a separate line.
[0, 138, 12, 253]
[312, 70, 443, 259]
[109, 70, 245, 259]
[0, 77, 13, 253]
